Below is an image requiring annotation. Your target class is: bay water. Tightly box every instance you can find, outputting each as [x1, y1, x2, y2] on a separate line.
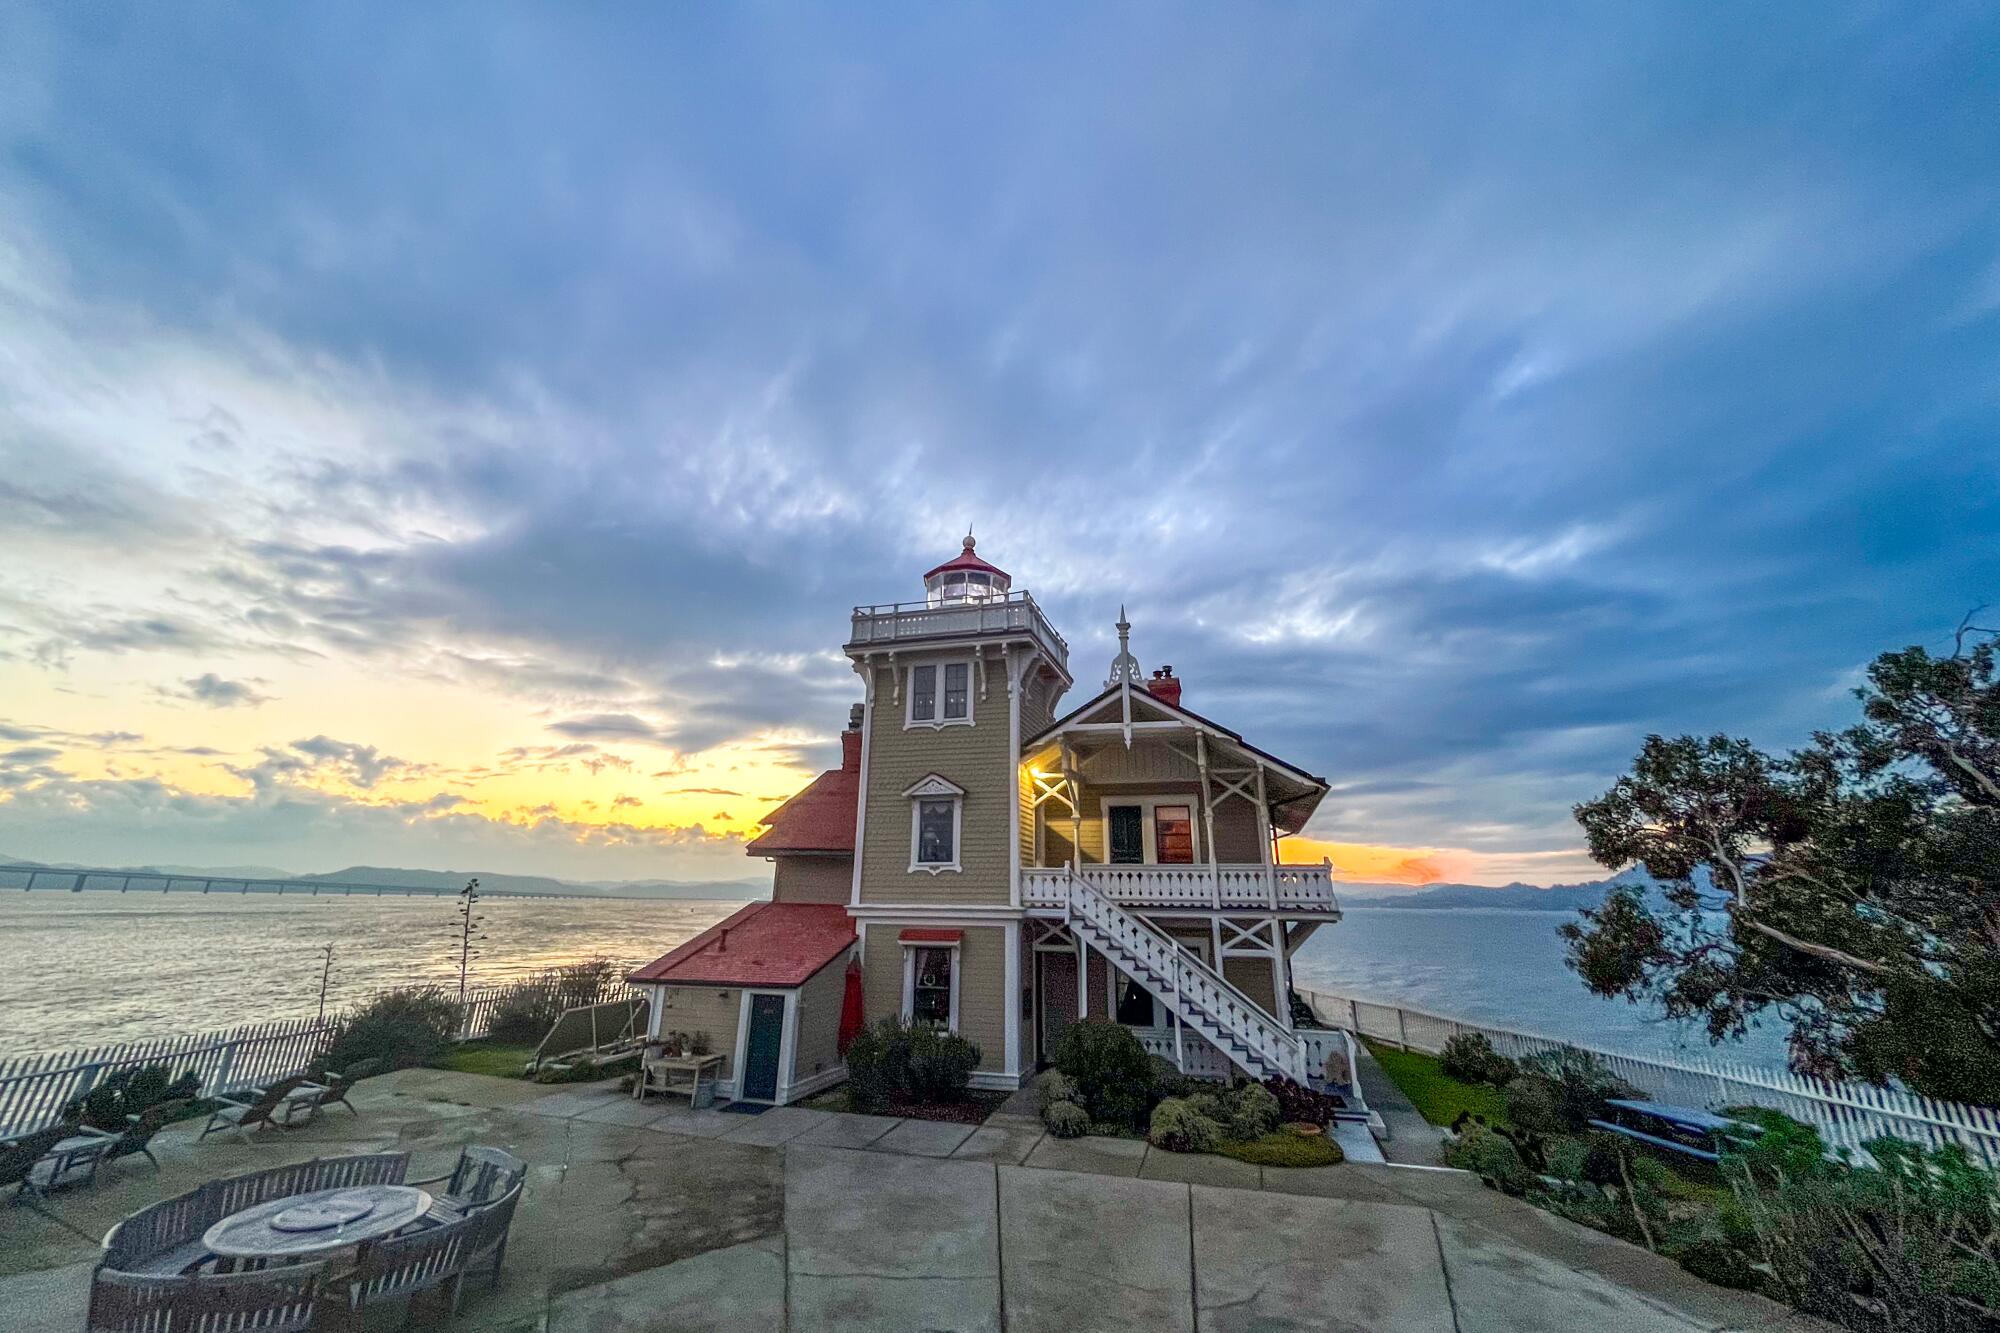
[0, 892, 1791, 1069]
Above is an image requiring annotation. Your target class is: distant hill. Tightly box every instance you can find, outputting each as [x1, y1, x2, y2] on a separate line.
[0, 853, 769, 901]
[1344, 866, 1683, 912]
[302, 865, 770, 900]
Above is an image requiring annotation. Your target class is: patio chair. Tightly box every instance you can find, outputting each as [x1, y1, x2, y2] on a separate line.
[340, 1208, 475, 1321]
[412, 1145, 527, 1224]
[102, 1182, 225, 1276]
[87, 1260, 325, 1333]
[1, 1125, 82, 1200]
[447, 1180, 523, 1313]
[296, 1058, 383, 1118]
[90, 1098, 192, 1176]
[197, 1075, 308, 1143]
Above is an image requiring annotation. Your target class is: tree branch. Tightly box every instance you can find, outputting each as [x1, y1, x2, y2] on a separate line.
[1740, 919, 1892, 976]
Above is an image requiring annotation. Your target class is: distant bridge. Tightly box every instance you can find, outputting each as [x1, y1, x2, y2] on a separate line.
[0, 864, 616, 901]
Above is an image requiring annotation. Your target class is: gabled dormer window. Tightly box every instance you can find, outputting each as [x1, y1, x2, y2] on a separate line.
[906, 660, 973, 728]
[903, 773, 965, 873]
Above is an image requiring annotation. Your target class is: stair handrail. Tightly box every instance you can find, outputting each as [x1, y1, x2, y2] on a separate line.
[1062, 862, 1306, 1079]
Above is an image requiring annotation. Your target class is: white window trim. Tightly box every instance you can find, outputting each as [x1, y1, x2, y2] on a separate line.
[905, 658, 976, 730]
[900, 940, 962, 1033]
[1098, 795, 1201, 865]
[905, 773, 966, 874]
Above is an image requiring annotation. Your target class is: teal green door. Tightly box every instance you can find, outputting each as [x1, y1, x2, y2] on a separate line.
[743, 994, 785, 1101]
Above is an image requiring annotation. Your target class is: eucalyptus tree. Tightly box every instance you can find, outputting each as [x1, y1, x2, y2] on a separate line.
[1562, 625, 2000, 1103]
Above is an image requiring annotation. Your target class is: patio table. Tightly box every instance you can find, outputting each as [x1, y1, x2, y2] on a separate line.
[635, 1051, 724, 1105]
[203, 1183, 433, 1267]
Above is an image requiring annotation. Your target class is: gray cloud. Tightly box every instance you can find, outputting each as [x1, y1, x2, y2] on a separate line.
[157, 673, 273, 709]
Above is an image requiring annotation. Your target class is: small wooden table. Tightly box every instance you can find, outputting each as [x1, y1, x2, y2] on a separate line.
[635, 1052, 724, 1106]
[203, 1184, 433, 1266]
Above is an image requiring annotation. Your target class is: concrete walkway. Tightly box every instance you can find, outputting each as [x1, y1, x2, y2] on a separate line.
[1351, 1042, 1450, 1167]
[0, 1070, 1826, 1331]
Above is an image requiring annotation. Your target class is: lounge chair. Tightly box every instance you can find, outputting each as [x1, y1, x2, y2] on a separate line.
[86, 1098, 191, 1176]
[197, 1075, 308, 1143]
[293, 1057, 382, 1119]
[1, 1126, 79, 1199]
[87, 1261, 324, 1333]
[412, 1145, 527, 1224]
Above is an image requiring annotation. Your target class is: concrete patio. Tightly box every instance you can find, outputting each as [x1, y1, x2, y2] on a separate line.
[0, 1069, 1827, 1331]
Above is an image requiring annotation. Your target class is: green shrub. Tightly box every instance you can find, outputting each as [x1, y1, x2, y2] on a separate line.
[1148, 1097, 1224, 1153]
[906, 1025, 981, 1102]
[65, 1064, 201, 1131]
[1149, 1056, 1195, 1101]
[1444, 1125, 1532, 1193]
[1041, 1100, 1089, 1139]
[1670, 1229, 1758, 1291]
[487, 987, 556, 1045]
[1051, 1020, 1159, 1131]
[1440, 1033, 1518, 1087]
[1224, 1083, 1283, 1141]
[844, 1016, 914, 1114]
[1511, 1047, 1632, 1133]
[326, 989, 459, 1072]
[1723, 1134, 2000, 1330]
[1038, 1071, 1078, 1110]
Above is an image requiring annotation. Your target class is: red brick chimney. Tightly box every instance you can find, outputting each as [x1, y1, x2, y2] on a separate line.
[840, 703, 863, 772]
[1145, 665, 1182, 708]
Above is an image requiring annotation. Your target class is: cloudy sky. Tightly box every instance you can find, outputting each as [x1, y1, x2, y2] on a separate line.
[0, 4, 1994, 887]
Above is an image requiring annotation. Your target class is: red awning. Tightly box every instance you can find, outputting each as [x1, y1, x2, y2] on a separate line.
[898, 928, 964, 944]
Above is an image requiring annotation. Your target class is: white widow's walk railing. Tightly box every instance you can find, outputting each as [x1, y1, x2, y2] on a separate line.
[1021, 862, 1339, 911]
[1057, 864, 1310, 1082]
[847, 591, 1069, 674]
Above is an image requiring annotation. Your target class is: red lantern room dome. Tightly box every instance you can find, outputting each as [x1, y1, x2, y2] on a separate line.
[923, 532, 1011, 605]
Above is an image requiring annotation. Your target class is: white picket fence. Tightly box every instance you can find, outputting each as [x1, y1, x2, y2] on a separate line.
[0, 975, 648, 1138]
[1301, 988, 2000, 1168]
[0, 1016, 341, 1140]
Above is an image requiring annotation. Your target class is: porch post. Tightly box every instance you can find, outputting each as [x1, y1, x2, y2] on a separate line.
[1076, 935, 1089, 1020]
[1195, 731, 1220, 909]
[1255, 762, 1276, 909]
[1061, 736, 1084, 869]
[1172, 1008, 1184, 1070]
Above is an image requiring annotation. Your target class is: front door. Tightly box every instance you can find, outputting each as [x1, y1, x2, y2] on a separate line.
[742, 994, 785, 1102]
[1037, 951, 1078, 1062]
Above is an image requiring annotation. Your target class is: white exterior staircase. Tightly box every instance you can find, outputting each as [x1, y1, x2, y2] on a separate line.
[1058, 866, 1310, 1083]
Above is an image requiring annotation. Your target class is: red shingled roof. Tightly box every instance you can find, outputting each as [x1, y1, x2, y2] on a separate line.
[627, 902, 856, 987]
[743, 764, 858, 855]
[923, 535, 1009, 582]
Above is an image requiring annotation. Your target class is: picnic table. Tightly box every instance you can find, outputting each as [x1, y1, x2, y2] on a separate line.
[202, 1183, 433, 1267]
[1588, 1099, 1763, 1162]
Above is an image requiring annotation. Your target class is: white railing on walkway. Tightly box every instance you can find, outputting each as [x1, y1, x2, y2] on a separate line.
[1301, 987, 2000, 1168]
[0, 1016, 340, 1139]
[1022, 862, 1339, 911]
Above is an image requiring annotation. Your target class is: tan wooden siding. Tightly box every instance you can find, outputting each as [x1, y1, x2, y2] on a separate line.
[1222, 957, 1278, 1019]
[1020, 672, 1060, 738]
[658, 985, 742, 1082]
[859, 658, 1012, 906]
[957, 927, 1007, 1074]
[856, 922, 1009, 1075]
[790, 951, 852, 1085]
[860, 923, 903, 1027]
[1017, 765, 1036, 871]
[772, 854, 853, 905]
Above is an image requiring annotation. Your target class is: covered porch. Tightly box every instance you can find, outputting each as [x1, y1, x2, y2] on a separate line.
[1017, 675, 1339, 915]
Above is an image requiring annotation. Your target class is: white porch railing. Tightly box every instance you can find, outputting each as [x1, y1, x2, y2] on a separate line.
[847, 590, 1069, 675]
[1022, 862, 1339, 911]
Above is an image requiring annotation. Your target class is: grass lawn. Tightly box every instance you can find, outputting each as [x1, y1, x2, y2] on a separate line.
[1363, 1039, 1510, 1127]
[435, 1040, 539, 1079]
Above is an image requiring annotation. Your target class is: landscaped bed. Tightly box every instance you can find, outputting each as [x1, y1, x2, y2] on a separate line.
[1362, 1040, 1509, 1127]
[800, 1084, 1009, 1124]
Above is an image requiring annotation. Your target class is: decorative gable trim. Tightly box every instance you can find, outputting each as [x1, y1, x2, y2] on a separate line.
[901, 773, 967, 799]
